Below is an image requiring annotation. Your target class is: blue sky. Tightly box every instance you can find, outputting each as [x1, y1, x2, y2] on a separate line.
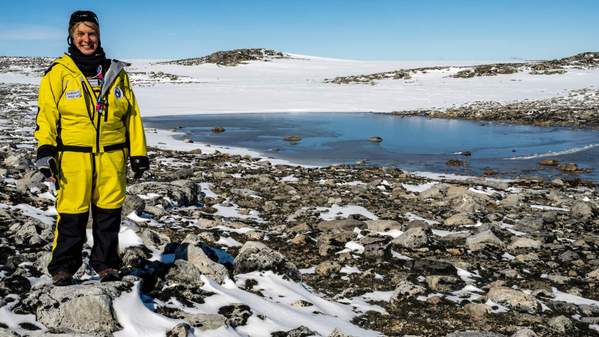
[0, 0, 597, 60]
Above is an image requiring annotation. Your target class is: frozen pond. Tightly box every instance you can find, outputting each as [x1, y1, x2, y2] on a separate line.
[145, 112, 599, 181]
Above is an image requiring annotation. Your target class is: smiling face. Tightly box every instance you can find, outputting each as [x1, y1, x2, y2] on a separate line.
[71, 22, 99, 55]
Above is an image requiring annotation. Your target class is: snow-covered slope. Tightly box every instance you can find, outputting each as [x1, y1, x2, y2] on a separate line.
[3, 53, 598, 116]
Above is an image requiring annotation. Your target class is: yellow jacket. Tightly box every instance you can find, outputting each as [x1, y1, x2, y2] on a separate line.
[35, 54, 146, 157]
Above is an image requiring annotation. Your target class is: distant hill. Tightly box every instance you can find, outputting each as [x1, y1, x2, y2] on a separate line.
[162, 48, 292, 66]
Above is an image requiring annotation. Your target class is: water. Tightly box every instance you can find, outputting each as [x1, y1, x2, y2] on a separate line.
[145, 112, 599, 181]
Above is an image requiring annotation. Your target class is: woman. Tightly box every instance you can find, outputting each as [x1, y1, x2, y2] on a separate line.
[34, 10, 149, 286]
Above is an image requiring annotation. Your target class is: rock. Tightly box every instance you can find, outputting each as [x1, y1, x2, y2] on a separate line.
[328, 328, 357, 337]
[587, 268, 599, 281]
[217, 303, 252, 328]
[176, 243, 229, 284]
[547, 315, 574, 333]
[121, 246, 152, 268]
[317, 218, 365, 233]
[165, 260, 206, 287]
[510, 328, 538, 337]
[466, 230, 504, 251]
[365, 219, 401, 232]
[392, 226, 430, 249]
[444, 213, 475, 226]
[486, 286, 540, 313]
[463, 303, 490, 321]
[128, 180, 198, 207]
[447, 159, 466, 167]
[284, 135, 302, 142]
[233, 241, 300, 280]
[571, 201, 593, 220]
[426, 275, 461, 292]
[3, 153, 30, 170]
[391, 280, 426, 301]
[123, 194, 146, 216]
[367, 136, 383, 143]
[445, 332, 506, 337]
[272, 325, 318, 337]
[539, 159, 559, 166]
[211, 127, 225, 133]
[16, 170, 46, 194]
[166, 323, 193, 337]
[178, 312, 226, 330]
[558, 163, 578, 172]
[508, 237, 542, 250]
[315, 261, 342, 276]
[33, 282, 128, 334]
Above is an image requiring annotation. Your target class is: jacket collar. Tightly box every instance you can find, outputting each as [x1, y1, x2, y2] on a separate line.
[55, 54, 128, 99]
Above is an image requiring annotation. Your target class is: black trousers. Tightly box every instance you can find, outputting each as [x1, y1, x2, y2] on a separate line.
[48, 205, 122, 275]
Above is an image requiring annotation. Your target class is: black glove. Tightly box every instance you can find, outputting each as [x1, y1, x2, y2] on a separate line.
[130, 156, 149, 179]
[35, 145, 58, 179]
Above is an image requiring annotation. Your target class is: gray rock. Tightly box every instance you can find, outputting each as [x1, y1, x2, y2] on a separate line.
[391, 280, 426, 301]
[444, 213, 475, 226]
[176, 243, 229, 284]
[33, 282, 129, 334]
[463, 303, 490, 321]
[128, 180, 198, 207]
[122, 194, 145, 216]
[317, 218, 365, 233]
[165, 260, 205, 287]
[426, 275, 461, 291]
[233, 241, 300, 280]
[217, 303, 252, 328]
[315, 260, 342, 276]
[121, 246, 152, 268]
[571, 201, 593, 220]
[508, 237, 542, 250]
[510, 328, 538, 337]
[365, 219, 402, 232]
[166, 323, 192, 337]
[547, 315, 574, 333]
[178, 312, 226, 330]
[392, 226, 430, 249]
[16, 170, 46, 194]
[445, 332, 506, 337]
[486, 286, 539, 313]
[466, 230, 504, 251]
[328, 328, 357, 337]
[3, 153, 31, 170]
[272, 325, 318, 337]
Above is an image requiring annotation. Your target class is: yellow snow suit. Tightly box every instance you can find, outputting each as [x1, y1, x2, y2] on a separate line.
[34, 54, 147, 274]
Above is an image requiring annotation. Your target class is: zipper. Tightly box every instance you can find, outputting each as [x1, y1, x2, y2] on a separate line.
[81, 79, 95, 123]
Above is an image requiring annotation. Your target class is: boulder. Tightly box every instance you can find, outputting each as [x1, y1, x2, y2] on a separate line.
[32, 282, 129, 334]
[571, 201, 593, 220]
[486, 286, 539, 313]
[315, 261, 342, 276]
[122, 194, 146, 216]
[547, 315, 574, 333]
[233, 241, 300, 280]
[508, 237, 542, 250]
[466, 230, 504, 251]
[317, 218, 365, 233]
[217, 303, 252, 328]
[365, 219, 402, 232]
[175, 243, 229, 284]
[392, 226, 430, 249]
[444, 213, 475, 226]
[463, 303, 490, 321]
[128, 180, 198, 207]
[510, 328, 538, 337]
[391, 280, 426, 301]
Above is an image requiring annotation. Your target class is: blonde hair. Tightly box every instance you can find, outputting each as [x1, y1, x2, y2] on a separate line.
[69, 21, 100, 38]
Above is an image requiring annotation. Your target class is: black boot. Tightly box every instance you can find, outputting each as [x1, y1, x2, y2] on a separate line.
[89, 205, 122, 274]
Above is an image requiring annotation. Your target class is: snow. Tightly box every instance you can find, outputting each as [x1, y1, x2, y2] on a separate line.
[193, 272, 381, 337]
[552, 287, 599, 307]
[0, 295, 46, 335]
[113, 282, 182, 337]
[531, 205, 570, 211]
[317, 204, 378, 221]
[122, 57, 599, 115]
[401, 182, 438, 193]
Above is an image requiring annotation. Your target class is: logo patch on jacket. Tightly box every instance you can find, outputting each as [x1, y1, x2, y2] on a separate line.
[114, 87, 123, 99]
[65, 90, 81, 100]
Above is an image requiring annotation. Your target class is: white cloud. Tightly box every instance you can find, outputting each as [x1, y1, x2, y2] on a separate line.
[0, 24, 63, 41]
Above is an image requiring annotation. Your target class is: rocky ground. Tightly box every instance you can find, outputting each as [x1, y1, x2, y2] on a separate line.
[324, 52, 599, 85]
[1, 79, 599, 337]
[392, 88, 599, 129]
[161, 48, 291, 67]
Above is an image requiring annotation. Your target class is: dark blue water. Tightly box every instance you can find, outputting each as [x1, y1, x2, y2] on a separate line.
[145, 112, 599, 181]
